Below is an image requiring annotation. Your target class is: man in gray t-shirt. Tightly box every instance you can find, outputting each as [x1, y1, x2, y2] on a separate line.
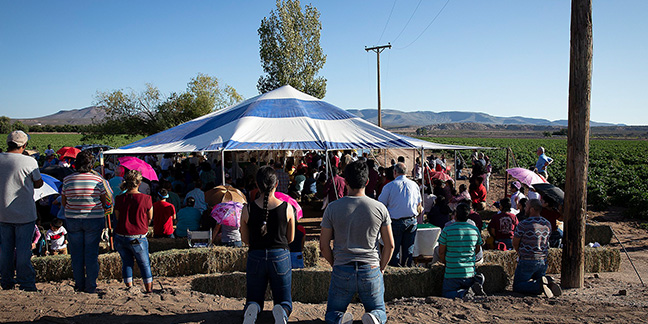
[0, 131, 43, 291]
[320, 161, 394, 324]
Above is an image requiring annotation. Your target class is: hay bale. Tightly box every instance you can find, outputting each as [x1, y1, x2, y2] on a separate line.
[205, 246, 248, 273]
[98, 252, 124, 280]
[192, 272, 248, 298]
[192, 265, 509, 302]
[291, 268, 332, 303]
[147, 238, 189, 253]
[384, 266, 437, 300]
[585, 224, 613, 245]
[476, 264, 510, 293]
[483, 247, 620, 276]
[483, 250, 518, 276]
[32, 255, 73, 282]
[302, 241, 320, 268]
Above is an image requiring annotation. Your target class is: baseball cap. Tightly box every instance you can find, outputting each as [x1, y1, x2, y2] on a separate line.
[511, 181, 522, 189]
[7, 130, 29, 147]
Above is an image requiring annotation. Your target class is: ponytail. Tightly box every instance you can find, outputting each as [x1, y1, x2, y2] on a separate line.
[260, 191, 270, 236]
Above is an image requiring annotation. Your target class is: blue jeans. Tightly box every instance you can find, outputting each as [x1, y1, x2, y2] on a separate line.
[114, 234, 152, 284]
[223, 241, 242, 248]
[549, 229, 563, 248]
[442, 277, 475, 299]
[325, 264, 387, 324]
[0, 221, 36, 290]
[246, 248, 292, 316]
[66, 217, 104, 292]
[390, 217, 417, 267]
[513, 259, 547, 295]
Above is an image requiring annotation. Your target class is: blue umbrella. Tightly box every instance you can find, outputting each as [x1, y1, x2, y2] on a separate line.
[34, 174, 62, 201]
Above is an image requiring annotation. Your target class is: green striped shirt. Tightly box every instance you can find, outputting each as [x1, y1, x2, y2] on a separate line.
[438, 222, 483, 278]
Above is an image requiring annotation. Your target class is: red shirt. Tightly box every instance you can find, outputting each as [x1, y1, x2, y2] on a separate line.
[153, 201, 176, 236]
[115, 193, 152, 235]
[488, 212, 519, 240]
[469, 184, 487, 203]
[541, 207, 562, 232]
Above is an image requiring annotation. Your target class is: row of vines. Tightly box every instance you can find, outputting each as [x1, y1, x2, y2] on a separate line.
[423, 137, 648, 219]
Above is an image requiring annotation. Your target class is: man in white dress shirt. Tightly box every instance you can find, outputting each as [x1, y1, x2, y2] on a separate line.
[378, 162, 422, 267]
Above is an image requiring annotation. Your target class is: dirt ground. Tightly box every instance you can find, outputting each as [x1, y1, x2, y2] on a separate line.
[1, 175, 648, 323]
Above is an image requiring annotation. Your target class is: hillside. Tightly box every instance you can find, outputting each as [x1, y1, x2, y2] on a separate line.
[347, 109, 620, 127]
[16, 106, 106, 126]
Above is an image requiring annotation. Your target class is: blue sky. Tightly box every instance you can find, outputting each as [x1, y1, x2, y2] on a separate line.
[0, 1, 646, 125]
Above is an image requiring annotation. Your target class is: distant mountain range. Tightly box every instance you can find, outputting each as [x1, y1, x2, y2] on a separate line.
[347, 109, 623, 127]
[16, 106, 623, 128]
[16, 106, 106, 126]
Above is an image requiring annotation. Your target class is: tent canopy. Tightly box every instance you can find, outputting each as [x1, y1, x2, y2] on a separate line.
[105, 85, 416, 154]
[397, 134, 495, 151]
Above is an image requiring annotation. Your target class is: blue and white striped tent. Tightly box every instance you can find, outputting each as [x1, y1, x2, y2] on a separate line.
[104, 85, 416, 154]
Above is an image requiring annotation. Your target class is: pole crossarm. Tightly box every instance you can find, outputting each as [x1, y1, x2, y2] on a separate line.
[365, 43, 392, 128]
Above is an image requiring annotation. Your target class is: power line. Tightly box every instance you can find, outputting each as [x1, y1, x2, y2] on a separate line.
[377, 0, 398, 44]
[391, 0, 424, 43]
[395, 0, 452, 50]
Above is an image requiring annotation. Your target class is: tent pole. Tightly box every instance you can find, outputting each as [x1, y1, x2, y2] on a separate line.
[505, 148, 510, 198]
[454, 150, 457, 182]
[420, 147, 425, 217]
[326, 150, 339, 199]
[221, 149, 226, 186]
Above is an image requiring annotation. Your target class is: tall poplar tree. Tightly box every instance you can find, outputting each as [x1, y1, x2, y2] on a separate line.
[257, 0, 327, 98]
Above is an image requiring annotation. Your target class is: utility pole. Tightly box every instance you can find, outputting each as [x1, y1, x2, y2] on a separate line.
[562, 0, 592, 289]
[365, 43, 391, 128]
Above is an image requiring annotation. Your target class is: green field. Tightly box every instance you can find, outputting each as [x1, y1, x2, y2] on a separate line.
[423, 137, 648, 219]
[3, 133, 144, 154]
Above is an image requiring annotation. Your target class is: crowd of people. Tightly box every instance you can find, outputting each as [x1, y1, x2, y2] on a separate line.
[0, 130, 567, 324]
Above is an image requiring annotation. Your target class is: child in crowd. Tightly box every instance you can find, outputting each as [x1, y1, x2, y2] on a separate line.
[46, 218, 68, 255]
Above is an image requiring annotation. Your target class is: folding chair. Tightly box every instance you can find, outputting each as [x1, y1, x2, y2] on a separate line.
[187, 229, 213, 248]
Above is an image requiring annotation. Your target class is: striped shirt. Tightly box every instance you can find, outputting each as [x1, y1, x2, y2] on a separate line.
[514, 216, 551, 260]
[62, 172, 106, 219]
[438, 221, 483, 279]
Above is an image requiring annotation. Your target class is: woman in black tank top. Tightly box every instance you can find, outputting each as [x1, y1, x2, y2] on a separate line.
[240, 166, 295, 324]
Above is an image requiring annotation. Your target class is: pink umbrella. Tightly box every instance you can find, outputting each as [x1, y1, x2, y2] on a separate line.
[274, 192, 303, 220]
[506, 167, 547, 186]
[211, 201, 244, 228]
[430, 171, 454, 182]
[118, 156, 159, 181]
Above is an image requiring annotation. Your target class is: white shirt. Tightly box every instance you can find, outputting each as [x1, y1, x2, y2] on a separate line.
[378, 175, 422, 219]
[511, 191, 526, 210]
[185, 188, 207, 213]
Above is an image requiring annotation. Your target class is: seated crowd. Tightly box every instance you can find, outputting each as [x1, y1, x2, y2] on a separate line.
[3, 134, 566, 324]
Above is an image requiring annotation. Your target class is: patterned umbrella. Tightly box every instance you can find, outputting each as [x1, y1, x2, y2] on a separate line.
[211, 201, 244, 228]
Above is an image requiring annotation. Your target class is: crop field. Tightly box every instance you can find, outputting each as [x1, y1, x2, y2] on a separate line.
[2, 133, 144, 154]
[423, 137, 648, 219]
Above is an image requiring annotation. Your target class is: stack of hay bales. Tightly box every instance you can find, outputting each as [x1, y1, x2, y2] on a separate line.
[483, 247, 620, 277]
[31, 245, 619, 283]
[191, 264, 509, 302]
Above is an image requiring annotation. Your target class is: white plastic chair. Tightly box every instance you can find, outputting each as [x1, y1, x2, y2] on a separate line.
[187, 229, 212, 248]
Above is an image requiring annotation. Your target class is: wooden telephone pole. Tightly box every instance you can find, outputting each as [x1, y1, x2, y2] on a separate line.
[562, 0, 593, 289]
[365, 43, 391, 128]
